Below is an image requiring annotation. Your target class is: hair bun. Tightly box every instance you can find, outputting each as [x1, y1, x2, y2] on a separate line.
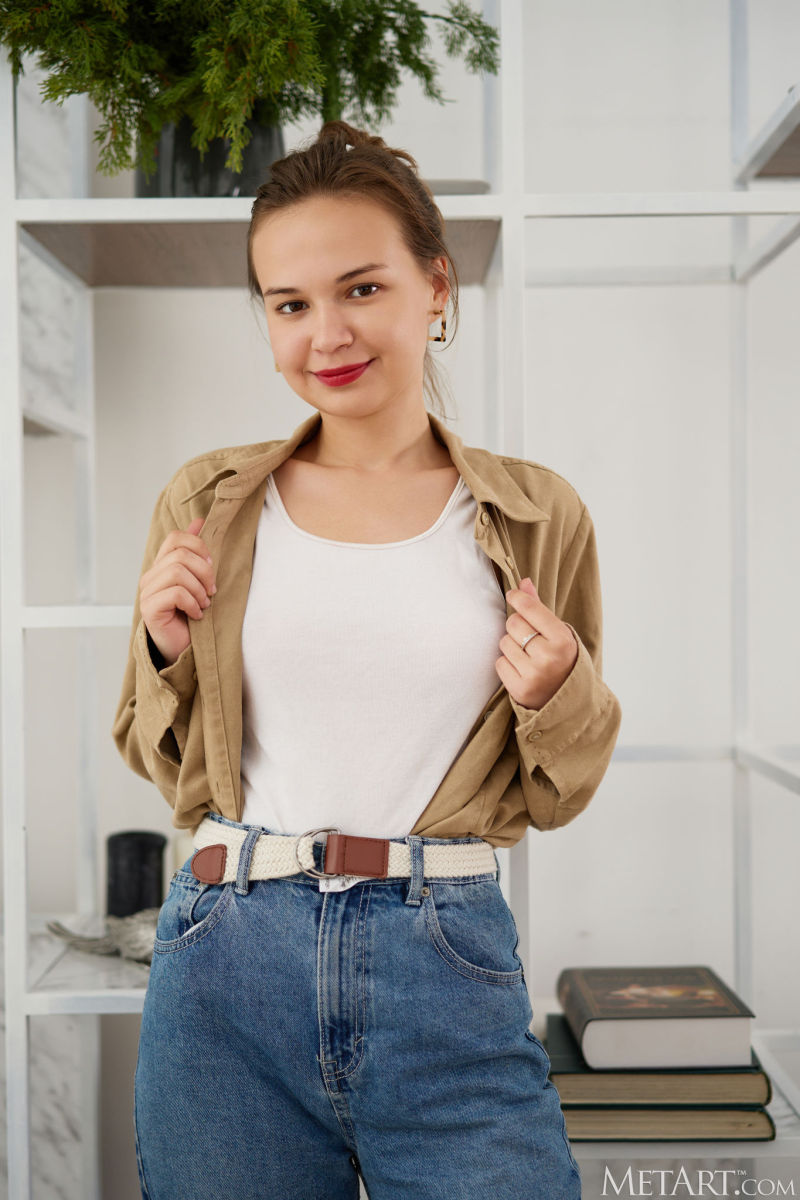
[316, 120, 390, 154]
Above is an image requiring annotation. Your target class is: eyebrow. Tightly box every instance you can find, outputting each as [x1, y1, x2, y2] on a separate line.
[263, 263, 390, 298]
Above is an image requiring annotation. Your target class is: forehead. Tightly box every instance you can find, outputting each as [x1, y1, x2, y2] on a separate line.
[252, 195, 409, 278]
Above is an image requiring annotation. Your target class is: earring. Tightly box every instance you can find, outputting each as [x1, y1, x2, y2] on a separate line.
[428, 309, 447, 343]
[274, 362, 281, 373]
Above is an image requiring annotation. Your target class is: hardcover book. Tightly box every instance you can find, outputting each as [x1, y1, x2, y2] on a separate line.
[555, 965, 755, 1069]
[545, 1012, 772, 1106]
[561, 1104, 776, 1142]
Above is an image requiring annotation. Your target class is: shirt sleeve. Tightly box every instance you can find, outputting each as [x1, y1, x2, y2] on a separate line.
[507, 503, 622, 830]
[110, 480, 199, 805]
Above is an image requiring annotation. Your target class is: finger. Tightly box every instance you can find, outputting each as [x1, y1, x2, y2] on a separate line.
[142, 581, 208, 626]
[505, 578, 561, 637]
[142, 559, 213, 617]
[498, 632, 537, 676]
[160, 583, 209, 622]
[494, 652, 527, 694]
[153, 542, 216, 594]
[506, 611, 543, 645]
[155, 522, 213, 569]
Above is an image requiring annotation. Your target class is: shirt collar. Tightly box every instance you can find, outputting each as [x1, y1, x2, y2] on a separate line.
[180, 410, 550, 523]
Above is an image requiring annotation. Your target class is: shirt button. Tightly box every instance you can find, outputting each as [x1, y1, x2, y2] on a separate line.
[480, 511, 491, 526]
[526, 730, 543, 741]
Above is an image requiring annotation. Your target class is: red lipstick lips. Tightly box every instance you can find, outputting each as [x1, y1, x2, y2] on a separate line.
[313, 360, 372, 386]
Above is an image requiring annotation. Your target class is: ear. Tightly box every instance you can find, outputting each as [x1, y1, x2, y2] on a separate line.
[430, 255, 450, 311]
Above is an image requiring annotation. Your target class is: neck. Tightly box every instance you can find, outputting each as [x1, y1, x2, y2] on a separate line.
[304, 404, 449, 474]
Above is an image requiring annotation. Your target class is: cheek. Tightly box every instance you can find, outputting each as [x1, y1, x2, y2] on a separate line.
[375, 309, 426, 355]
[268, 320, 300, 361]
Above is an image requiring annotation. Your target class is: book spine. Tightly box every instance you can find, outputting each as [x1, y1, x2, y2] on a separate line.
[556, 968, 593, 1044]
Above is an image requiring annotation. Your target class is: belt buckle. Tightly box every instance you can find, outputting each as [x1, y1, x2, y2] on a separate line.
[295, 827, 342, 879]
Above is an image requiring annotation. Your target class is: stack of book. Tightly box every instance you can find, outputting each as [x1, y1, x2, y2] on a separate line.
[544, 964, 775, 1141]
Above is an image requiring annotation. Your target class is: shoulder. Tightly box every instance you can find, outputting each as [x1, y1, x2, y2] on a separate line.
[464, 441, 588, 532]
[496, 453, 585, 511]
[162, 439, 283, 503]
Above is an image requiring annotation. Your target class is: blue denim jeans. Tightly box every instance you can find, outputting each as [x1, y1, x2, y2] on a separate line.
[134, 812, 582, 1199]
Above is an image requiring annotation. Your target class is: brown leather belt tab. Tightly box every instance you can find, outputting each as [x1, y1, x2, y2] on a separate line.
[191, 843, 227, 883]
[323, 833, 389, 879]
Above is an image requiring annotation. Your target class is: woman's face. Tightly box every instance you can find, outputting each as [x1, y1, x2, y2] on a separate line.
[251, 194, 448, 417]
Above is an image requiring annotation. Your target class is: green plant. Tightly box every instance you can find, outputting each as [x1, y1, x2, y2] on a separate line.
[0, 0, 500, 178]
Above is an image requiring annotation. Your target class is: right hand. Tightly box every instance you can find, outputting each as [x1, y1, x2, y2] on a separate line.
[140, 517, 216, 667]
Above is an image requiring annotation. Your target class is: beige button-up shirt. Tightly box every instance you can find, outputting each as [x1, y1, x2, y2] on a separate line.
[112, 410, 622, 847]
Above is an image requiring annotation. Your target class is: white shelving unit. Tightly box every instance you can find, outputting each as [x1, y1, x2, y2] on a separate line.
[1, 0, 799, 1194]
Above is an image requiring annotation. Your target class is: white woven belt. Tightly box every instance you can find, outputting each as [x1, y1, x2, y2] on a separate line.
[190, 815, 498, 884]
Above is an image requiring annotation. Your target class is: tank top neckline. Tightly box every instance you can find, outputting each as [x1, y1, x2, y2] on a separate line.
[267, 472, 466, 548]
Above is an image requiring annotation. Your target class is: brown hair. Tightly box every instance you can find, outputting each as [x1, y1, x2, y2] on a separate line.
[247, 120, 459, 419]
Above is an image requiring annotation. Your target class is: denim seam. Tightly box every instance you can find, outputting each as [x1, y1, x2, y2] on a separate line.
[334, 884, 372, 1080]
[133, 1075, 154, 1198]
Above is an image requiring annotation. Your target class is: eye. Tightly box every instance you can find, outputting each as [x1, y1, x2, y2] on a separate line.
[274, 282, 381, 315]
[350, 283, 381, 299]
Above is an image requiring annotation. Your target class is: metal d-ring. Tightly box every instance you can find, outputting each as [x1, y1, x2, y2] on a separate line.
[294, 827, 342, 879]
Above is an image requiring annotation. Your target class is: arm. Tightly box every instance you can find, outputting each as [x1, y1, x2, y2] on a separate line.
[508, 504, 622, 830]
[110, 481, 198, 805]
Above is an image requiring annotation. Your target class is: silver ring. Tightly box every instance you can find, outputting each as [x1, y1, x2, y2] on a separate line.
[294, 827, 342, 879]
[521, 631, 540, 649]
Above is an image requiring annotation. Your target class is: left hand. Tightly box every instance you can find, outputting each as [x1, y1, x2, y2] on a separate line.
[495, 576, 579, 711]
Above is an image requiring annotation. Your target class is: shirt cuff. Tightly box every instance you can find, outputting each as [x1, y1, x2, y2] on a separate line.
[508, 622, 613, 794]
[131, 618, 197, 755]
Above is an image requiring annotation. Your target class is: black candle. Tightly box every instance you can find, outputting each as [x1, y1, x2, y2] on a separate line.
[106, 831, 167, 917]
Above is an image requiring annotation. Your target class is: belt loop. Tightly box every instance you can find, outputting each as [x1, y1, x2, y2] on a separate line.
[404, 835, 425, 906]
[235, 827, 262, 895]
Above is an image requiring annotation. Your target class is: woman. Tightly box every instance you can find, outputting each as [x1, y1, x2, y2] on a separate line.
[113, 120, 621, 1199]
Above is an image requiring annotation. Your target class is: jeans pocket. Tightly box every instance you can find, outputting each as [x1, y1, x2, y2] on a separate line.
[423, 879, 525, 985]
[153, 870, 234, 954]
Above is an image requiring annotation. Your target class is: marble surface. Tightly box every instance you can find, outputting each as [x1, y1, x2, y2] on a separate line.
[15, 54, 84, 429]
[6, 65, 100, 1198]
[1, 933, 86, 1200]
[28, 919, 151, 997]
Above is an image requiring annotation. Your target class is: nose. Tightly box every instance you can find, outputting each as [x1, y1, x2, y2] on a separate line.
[310, 304, 354, 355]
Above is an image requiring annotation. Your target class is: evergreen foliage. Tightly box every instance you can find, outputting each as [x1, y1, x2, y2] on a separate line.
[0, 0, 500, 177]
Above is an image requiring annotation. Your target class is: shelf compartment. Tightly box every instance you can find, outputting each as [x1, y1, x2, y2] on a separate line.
[753, 1030, 800, 1123]
[735, 83, 800, 182]
[16, 196, 500, 287]
[23, 400, 90, 439]
[26, 913, 150, 1014]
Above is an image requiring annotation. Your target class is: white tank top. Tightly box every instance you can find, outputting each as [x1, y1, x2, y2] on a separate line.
[239, 470, 508, 887]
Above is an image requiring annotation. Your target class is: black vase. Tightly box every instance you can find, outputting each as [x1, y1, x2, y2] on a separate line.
[135, 114, 285, 197]
[106, 831, 167, 917]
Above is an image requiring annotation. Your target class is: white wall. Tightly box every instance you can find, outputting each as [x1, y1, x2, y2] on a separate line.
[13, 1, 800, 1195]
